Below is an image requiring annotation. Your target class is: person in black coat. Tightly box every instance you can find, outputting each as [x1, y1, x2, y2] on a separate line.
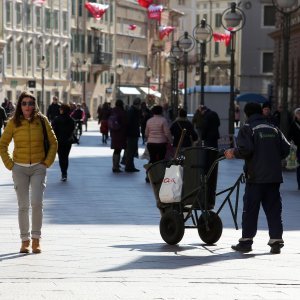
[110, 99, 127, 173]
[170, 109, 198, 150]
[52, 104, 75, 181]
[47, 96, 61, 122]
[0, 105, 7, 137]
[125, 98, 141, 172]
[288, 108, 300, 190]
[225, 102, 290, 254]
[201, 106, 220, 149]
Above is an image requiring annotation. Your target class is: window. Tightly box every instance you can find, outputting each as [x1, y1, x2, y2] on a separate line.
[214, 42, 219, 56]
[78, 0, 83, 17]
[215, 14, 222, 28]
[262, 52, 273, 73]
[26, 5, 32, 29]
[16, 3, 22, 27]
[71, 0, 76, 16]
[263, 5, 275, 26]
[45, 9, 51, 30]
[55, 47, 59, 71]
[63, 12, 68, 32]
[36, 44, 42, 69]
[63, 47, 68, 70]
[178, 0, 185, 5]
[27, 44, 32, 70]
[53, 11, 59, 32]
[196, 14, 200, 25]
[6, 42, 12, 66]
[17, 44, 22, 68]
[6, 1, 12, 24]
[36, 7, 41, 28]
[226, 44, 231, 56]
[88, 35, 93, 53]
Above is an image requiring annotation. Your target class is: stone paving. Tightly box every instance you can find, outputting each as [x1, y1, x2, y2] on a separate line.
[0, 121, 299, 299]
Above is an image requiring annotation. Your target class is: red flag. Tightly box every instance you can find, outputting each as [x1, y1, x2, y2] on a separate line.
[138, 0, 153, 8]
[33, 0, 46, 4]
[128, 24, 137, 31]
[213, 31, 232, 47]
[84, 3, 109, 19]
[148, 4, 163, 21]
[159, 25, 175, 40]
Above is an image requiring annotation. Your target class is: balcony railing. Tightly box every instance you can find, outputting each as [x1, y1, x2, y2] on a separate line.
[93, 51, 112, 65]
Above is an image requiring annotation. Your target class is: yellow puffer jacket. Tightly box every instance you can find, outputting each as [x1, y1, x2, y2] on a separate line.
[0, 114, 58, 170]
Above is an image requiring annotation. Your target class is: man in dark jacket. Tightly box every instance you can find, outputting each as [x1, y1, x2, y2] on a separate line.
[201, 106, 220, 148]
[125, 98, 141, 172]
[47, 96, 61, 122]
[225, 102, 290, 254]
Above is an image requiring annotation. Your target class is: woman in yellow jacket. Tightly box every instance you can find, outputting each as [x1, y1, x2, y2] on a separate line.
[0, 91, 57, 254]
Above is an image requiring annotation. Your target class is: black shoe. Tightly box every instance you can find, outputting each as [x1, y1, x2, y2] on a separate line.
[269, 242, 284, 254]
[112, 169, 122, 173]
[145, 177, 150, 183]
[61, 176, 67, 182]
[125, 168, 140, 172]
[231, 243, 252, 253]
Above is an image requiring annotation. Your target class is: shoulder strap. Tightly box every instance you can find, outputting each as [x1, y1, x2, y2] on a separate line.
[39, 115, 48, 138]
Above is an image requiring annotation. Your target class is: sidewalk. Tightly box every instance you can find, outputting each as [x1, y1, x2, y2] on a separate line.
[0, 121, 299, 299]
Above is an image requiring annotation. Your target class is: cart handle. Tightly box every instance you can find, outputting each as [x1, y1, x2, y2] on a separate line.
[206, 156, 226, 179]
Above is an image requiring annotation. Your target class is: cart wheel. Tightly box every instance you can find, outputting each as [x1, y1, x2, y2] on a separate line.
[159, 211, 185, 245]
[197, 211, 223, 245]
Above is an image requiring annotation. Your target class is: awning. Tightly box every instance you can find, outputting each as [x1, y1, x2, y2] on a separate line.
[236, 93, 268, 103]
[119, 87, 141, 95]
[139, 87, 161, 98]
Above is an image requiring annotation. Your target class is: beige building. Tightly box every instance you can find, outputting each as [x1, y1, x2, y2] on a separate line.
[1, 0, 71, 113]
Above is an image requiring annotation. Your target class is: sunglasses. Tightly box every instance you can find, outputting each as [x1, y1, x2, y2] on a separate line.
[21, 101, 35, 107]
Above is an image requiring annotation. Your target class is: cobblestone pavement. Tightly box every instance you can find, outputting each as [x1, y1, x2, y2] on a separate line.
[0, 121, 299, 299]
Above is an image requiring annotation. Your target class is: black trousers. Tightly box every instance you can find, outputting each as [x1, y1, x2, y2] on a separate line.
[147, 143, 167, 164]
[242, 183, 283, 241]
[125, 137, 139, 169]
[58, 143, 72, 177]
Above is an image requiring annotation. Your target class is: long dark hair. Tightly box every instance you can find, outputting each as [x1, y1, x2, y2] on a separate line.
[13, 91, 40, 127]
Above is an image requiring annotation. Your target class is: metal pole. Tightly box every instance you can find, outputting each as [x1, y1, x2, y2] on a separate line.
[280, 12, 291, 136]
[184, 51, 188, 111]
[200, 41, 206, 106]
[83, 72, 86, 103]
[41, 68, 44, 114]
[229, 32, 235, 138]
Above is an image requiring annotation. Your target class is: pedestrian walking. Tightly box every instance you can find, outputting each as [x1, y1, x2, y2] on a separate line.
[170, 108, 198, 151]
[140, 102, 152, 145]
[46, 96, 61, 122]
[192, 105, 204, 146]
[125, 98, 141, 172]
[110, 99, 127, 173]
[0, 105, 7, 137]
[0, 91, 58, 254]
[224, 102, 290, 254]
[145, 105, 172, 182]
[51, 104, 75, 182]
[288, 107, 300, 190]
[81, 102, 91, 132]
[71, 103, 85, 136]
[201, 106, 220, 149]
[99, 102, 111, 144]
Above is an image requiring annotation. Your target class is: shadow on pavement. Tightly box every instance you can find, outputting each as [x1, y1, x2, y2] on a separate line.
[0, 252, 29, 261]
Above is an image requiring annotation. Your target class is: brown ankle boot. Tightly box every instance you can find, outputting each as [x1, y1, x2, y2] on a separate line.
[20, 240, 30, 253]
[32, 238, 41, 254]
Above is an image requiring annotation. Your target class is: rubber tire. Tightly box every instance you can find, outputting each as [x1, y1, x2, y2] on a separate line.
[197, 211, 223, 245]
[159, 211, 185, 245]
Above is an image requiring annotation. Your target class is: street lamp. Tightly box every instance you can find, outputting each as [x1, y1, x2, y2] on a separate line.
[39, 55, 47, 114]
[177, 32, 195, 111]
[170, 42, 184, 118]
[81, 61, 89, 104]
[145, 67, 153, 100]
[272, 0, 300, 136]
[221, 2, 246, 139]
[116, 64, 124, 98]
[193, 19, 213, 106]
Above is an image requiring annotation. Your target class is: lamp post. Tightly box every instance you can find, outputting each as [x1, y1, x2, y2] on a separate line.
[116, 64, 124, 98]
[177, 32, 195, 112]
[221, 2, 246, 138]
[39, 56, 47, 114]
[193, 19, 213, 106]
[145, 67, 153, 101]
[81, 61, 88, 104]
[272, 0, 300, 136]
[170, 42, 184, 118]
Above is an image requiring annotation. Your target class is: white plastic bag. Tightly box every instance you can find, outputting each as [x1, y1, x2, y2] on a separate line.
[159, 165, 183, 203]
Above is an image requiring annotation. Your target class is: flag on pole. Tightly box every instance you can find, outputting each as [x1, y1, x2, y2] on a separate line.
[84, 3, 109, 19]
[159, 25, 175, 40]
[128, 24, 137, 31]
[148, 4, 163, 21]
[137, 0, 153, 8]
[213, 30, 232, 46]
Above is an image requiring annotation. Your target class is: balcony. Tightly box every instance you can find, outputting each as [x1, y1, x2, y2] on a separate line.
[93, 51, 112, 66]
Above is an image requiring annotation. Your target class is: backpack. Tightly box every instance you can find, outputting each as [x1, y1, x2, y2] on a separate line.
[108, 113, 121, 131]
